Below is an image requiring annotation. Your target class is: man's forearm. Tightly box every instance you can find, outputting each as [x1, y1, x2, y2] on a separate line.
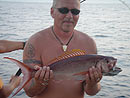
[84, 82, 101, 96]
[0, 40, 26, 53]
[13, 41, 26, 50]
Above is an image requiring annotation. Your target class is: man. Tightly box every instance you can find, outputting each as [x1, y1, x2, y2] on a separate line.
[23, 0, 103, 98]
[0, 40, 25, 53]
[0, 76, 21, 98]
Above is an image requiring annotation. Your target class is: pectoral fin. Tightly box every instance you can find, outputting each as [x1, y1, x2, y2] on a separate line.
[73, 71, 89, 76]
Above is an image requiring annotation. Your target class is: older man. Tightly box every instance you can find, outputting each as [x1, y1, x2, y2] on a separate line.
[23, 0, 102, 98]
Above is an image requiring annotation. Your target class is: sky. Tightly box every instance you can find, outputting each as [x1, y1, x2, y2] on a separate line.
[0, 0, 130, 4]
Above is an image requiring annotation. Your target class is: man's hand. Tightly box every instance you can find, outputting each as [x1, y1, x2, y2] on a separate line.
[84, 65, 102, 95]
[34, 65, 53, 86]
[86, 66, 102, 86]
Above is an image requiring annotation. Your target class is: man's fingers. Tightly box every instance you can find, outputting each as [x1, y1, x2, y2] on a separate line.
[50, 70, 53, 79]
[97, 67, 102, 80]
[89, 67, 95, 82]
[85, 74, 90, 83]
[34, 65, 53, 84]
[39, 66, 47, 80]
[34, 65, 41, 70]
[44, 67, 50, 80]
[35, 68, 42, 80]
[93, 69, 99, 81]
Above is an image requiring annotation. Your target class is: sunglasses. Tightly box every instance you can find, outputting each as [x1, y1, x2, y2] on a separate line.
[56, 7, 80, 15]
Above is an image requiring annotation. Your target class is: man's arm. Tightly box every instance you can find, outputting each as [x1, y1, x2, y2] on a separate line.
[23, 39, 53, 97]
[83, 36, 102, 95]
[83, 66, 102, 95]
[0, 40, 26, 53]
[83, 54, 102, 95]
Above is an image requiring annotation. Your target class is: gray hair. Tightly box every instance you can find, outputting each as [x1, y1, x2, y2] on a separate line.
[52, 0, 58, 8]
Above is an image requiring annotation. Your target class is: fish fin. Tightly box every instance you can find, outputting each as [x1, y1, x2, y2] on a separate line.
[4, 57, 32, 97]
[49, 49, 86, 64]
[4, 57, 31, 74]
[73, 71, 89, 76]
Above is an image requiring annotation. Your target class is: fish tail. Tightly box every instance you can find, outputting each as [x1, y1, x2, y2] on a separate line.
[4, 57, 32, 97]
[11, 77, 31, 98]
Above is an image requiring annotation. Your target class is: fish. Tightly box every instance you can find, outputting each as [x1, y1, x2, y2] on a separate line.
[49, 54, 122, 80]
[3, 49, 122, 97]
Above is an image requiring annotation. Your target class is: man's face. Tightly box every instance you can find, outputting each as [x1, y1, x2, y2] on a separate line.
[51, 0, 80, 33]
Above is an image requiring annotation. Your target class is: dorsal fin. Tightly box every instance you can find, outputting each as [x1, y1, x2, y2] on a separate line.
[49, 49, 86, 64]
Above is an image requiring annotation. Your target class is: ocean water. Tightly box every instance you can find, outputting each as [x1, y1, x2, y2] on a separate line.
[0, 1, 130, 98]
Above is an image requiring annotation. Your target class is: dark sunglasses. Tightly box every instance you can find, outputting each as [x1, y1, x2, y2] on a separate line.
[56, 7, 80, 15]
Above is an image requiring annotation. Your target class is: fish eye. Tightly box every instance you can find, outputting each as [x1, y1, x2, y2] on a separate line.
[104, 58, 109, 63]
[106, 60, 109, 63]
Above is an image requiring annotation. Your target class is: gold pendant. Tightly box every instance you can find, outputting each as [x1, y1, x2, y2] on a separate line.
[62, 45, 67, 51]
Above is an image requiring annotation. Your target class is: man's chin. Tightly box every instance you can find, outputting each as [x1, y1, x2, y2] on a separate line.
[62, 26, 74, 33]
[62, 28, 72, 33]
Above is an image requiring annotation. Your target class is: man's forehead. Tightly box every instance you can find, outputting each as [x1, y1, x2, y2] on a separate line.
[55, 0, 80, 8]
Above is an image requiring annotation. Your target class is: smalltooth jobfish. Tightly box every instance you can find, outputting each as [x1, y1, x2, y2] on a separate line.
[4, 53, 122, 97]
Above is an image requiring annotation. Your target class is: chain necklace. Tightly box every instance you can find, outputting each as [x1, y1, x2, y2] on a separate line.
[51, 26, 74, 51]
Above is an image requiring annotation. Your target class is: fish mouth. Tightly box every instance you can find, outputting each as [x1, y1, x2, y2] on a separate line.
[113, 59, 117, 67]
[104, 67, 122, 76]
[108, 58, 117, 70]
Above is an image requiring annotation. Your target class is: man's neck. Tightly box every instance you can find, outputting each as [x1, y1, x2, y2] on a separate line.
[52, 26, 74, 40]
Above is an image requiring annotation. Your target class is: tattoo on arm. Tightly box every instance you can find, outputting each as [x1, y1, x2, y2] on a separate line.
[25, 43, 35, 58]
[23, 59, 42, 65]
[24, 43, 42, 64]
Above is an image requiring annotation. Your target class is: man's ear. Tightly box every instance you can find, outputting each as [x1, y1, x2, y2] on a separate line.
[50, 7, 55, 18]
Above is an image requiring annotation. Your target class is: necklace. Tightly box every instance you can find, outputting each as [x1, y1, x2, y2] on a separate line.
[51, 26, 74, 51]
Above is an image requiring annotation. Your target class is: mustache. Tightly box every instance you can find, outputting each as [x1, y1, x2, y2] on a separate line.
[63, 19, 74, 23]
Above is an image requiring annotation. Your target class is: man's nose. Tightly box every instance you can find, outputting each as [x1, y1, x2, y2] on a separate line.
[66, 11, 73, 18]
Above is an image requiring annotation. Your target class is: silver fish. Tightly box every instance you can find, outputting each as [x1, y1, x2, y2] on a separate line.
[4, 54, 122, 97]
[49, 54, 122, 80]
